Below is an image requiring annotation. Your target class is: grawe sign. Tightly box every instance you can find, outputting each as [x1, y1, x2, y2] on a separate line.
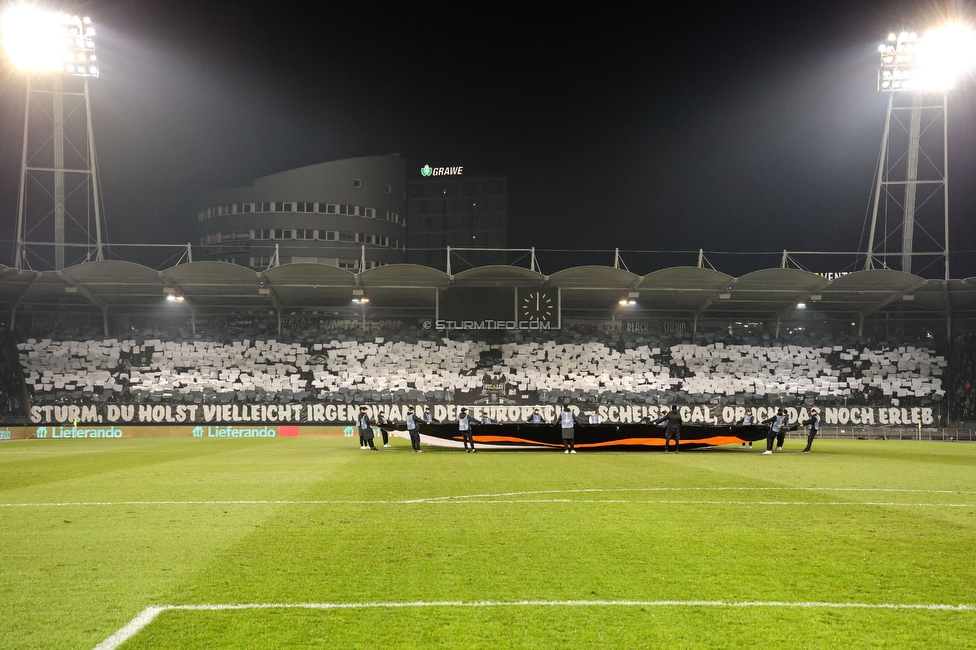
[421, 164, 463, 176]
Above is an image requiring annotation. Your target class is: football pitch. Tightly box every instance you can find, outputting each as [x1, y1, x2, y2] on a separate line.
[1, 436, 975, 649]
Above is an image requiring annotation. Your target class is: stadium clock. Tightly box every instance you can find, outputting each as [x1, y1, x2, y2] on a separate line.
[520, 290, 556, 323]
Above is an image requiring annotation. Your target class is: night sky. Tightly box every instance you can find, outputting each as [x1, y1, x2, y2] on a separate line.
[2, 0, 976, 277]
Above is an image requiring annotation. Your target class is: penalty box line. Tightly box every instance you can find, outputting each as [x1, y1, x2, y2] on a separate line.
[94, 599, 976, 650]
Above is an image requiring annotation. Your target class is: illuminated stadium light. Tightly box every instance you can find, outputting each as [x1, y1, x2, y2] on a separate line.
[352, 297, 370, 303]
[879, 23, 976, 92]
[0, 4, 99, 77]
[618, 298, 636, 306]
[796, 302, 807, 309]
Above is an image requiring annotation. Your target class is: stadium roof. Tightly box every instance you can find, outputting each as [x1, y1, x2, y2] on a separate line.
[2, 261, 975, 321]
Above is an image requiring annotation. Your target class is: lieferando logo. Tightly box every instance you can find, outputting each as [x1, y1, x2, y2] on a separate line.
[421, 164, 433, 177]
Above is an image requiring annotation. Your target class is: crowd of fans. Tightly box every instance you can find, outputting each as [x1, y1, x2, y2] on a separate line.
[0, 328, 27, 422]
[7, 321, 950, 417]
[950, 332, 976, 424]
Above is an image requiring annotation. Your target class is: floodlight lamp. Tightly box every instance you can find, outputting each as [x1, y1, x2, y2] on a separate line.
[796, 302, 807, 309]
[0, 4, 98, 76]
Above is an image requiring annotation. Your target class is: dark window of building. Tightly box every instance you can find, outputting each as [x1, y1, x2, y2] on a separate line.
[326, 204, 337, 214]
[259, 202, 271, 212]
[242, 203, 253, 213]
[386, 185, 392, 194]
[353, 179, 362, 188]
[364, 208, 374, 218]
[338, 232, 355, 242]
[273, 229, 293, 239]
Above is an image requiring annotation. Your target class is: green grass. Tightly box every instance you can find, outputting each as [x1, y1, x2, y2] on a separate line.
[1, 437, 975, 649]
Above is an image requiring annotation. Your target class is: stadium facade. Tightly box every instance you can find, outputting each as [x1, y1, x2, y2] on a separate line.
[195, 155, 408, 271]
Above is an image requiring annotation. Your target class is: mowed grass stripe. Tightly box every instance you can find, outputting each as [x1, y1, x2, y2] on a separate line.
[164, 500, 976, 606]
[119, 603, 976, 649]
[4, 498, 976, 507]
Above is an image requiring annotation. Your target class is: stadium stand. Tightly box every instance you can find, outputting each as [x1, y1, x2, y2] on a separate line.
[951, 332, 976, 423]
[13, 325, 947, 409]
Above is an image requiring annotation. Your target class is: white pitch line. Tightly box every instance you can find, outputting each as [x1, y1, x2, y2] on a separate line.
[94, 600, 976, 650]
[4, 488, 974, 509]
[4, 486, 976, 509]
[92, 606, 165, 650]
[403, 487, 976, 502]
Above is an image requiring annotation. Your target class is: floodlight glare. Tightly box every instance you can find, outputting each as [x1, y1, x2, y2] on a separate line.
[879, 23, 976, 92]
[0, 4, 98, 76]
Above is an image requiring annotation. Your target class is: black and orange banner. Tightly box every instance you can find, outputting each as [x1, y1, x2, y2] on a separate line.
[404, 422, 770, 451]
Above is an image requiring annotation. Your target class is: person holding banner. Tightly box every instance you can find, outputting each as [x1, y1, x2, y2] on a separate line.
[480, 410, 497, 424]
[559, 404, 577, 453]
[801, 408, 821, 454]
[651, 407, 682, 454]
[405, 406, 422, 453]
[587, 409, 601, 425]
[377, 411, 392, 448]
[762, 408, 788, 454]
[358, 406, 377, 451]
[458, 407, 476, 453]
[528, 408, 546, 424]
[737, 408, 756, 448]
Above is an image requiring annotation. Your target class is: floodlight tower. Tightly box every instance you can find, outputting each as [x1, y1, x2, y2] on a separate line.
[1, 6, 103, 270]
[864, 25, 976, 279]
